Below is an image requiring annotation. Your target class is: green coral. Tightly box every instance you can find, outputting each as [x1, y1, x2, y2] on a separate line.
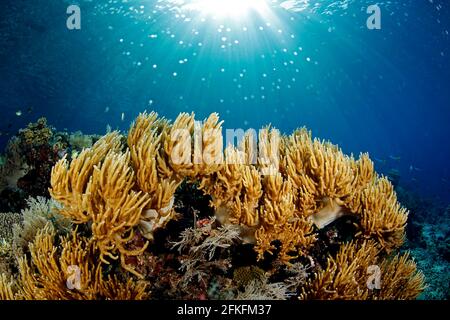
[18, 118, 53, 147]
[233, 266, 266, 288]
[0, 212, 22, 242]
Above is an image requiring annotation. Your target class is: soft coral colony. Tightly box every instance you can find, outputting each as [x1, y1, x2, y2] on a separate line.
[0, 111, 424, 300]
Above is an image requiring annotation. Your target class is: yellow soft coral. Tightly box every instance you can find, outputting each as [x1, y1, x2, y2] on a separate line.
[50, 133, 150, 276]
[49, 111, 411, 281]
[300, 241, 424, 300]
[50, 132, 123, 223]
[0, 111, 423, 301]
[356, 176, 408, 250]
[11, 225, 149, 300]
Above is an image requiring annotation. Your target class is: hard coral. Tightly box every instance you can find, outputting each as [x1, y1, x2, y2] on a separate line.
[0, 118, 64, 212]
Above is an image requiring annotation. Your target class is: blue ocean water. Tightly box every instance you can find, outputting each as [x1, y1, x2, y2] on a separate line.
[0, 0, 449, 202]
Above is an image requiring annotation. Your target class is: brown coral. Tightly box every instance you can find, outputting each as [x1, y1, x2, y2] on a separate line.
[50, 133, 151, 276]
[300, 241, 424, 300]
[0, 111, 421, 300]
[1, 225, 148, 300]
[0, 212, 22, 242]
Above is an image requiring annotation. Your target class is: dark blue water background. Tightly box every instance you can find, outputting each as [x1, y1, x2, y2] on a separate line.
[0, 0, 449, 202]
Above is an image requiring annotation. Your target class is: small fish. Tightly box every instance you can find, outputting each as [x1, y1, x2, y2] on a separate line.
[374, 158, 386, 164]
[104, 106, 110, 113]
[16, 110, 22, 116]
[389, 155, 401, 161]
[409, 165, 422, 172]
[121, 113, 125, 121]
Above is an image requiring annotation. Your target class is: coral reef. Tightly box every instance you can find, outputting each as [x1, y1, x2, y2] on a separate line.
[398, 188, 450, 299]
[0, 212, 22, 242]
[0, 119, 83, 213]
[0, 118, 101, 213]
[2, 225, 148, 300]
[0, 112, 426, 300]
[300, 241, 424, 300]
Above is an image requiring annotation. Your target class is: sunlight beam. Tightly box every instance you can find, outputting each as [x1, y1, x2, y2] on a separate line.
[181, 0, 271, 19]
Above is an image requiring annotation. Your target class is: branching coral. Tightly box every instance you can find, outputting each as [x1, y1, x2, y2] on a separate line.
[356, 177, 408, 250]
[2, 225, 148, 300]
[283, 129, 407, 252]
[300, 241, 424, 300]
[127, 112, 180, 239]
[50, 133, 151, 276]
[0, 111, 422, 300]
[200, 128, 316, 263]
[172, 217, 240, 288]
[127, 111, 224, 240]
